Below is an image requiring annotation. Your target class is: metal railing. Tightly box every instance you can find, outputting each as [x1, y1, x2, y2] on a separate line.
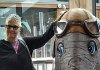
[32, 57, 55, 70]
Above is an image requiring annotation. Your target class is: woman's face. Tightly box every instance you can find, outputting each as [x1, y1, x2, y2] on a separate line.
[5, 19, 21, 40]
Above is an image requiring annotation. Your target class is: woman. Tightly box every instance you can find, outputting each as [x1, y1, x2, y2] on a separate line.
[0, 14, 54, 70]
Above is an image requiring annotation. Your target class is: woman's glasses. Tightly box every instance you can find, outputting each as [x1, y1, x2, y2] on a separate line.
[5, 25, 20, 30]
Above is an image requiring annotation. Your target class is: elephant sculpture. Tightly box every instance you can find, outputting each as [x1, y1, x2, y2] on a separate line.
[53, 8, 100, 70]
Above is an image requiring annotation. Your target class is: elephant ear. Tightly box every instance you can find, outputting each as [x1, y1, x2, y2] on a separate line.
[52, 37, 58, 58]
[52, 36, 61, 58]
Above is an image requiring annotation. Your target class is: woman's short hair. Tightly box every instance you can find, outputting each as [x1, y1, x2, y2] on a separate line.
[5, 14, 22, 27]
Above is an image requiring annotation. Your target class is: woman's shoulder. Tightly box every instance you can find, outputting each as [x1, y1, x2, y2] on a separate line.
[0, 39, 10, 44]
[0, 39, 10, 46]
[0, 39, 5, 43]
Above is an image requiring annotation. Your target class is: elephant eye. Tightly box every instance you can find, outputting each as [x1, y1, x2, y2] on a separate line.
[57, 42, 64, 57]
[88, 40, 97, 55]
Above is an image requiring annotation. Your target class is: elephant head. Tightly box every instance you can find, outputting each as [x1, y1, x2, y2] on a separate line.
[54, 8, 100, 70]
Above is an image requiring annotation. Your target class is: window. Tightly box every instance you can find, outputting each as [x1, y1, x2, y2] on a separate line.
[21, 7, 56, 70]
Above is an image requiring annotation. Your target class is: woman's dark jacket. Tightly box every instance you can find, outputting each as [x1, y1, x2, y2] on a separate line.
[0, 24, 54, 70]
